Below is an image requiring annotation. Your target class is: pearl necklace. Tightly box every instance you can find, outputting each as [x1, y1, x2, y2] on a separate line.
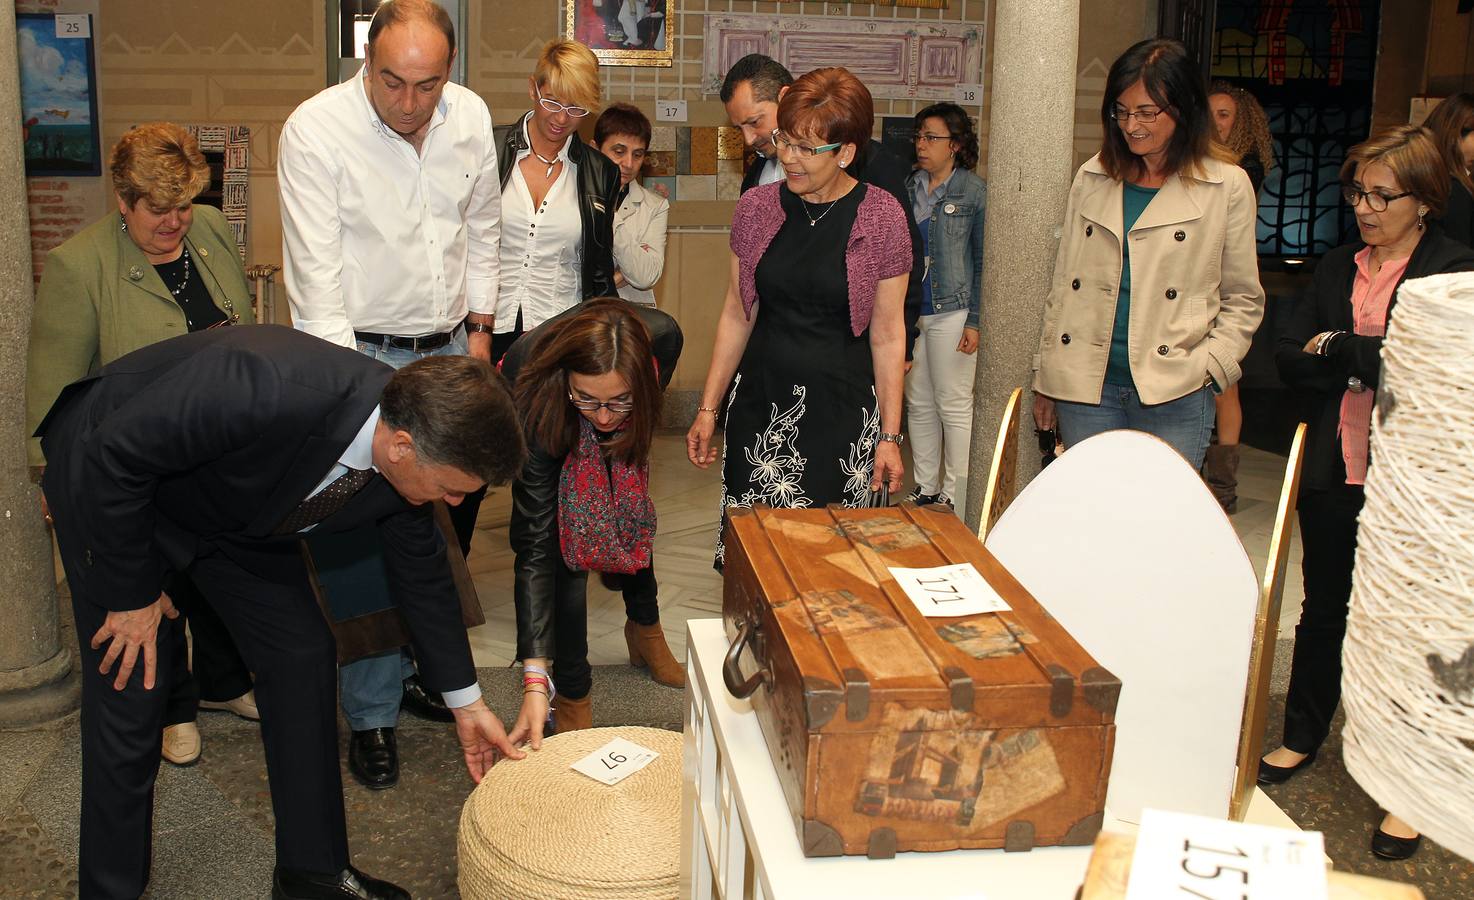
[167, 247, 192, 296]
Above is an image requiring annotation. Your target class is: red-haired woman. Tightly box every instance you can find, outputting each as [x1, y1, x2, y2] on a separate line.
[503, 298, 684, 744]
[686, 67, 912, 565]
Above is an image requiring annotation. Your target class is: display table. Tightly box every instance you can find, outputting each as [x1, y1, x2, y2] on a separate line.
[680, 618, 1301, 900]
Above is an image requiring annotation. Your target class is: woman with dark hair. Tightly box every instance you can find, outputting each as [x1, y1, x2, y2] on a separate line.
[903, 102, 986, 510]
[504, 298, 684, 741]
[1032, 38, 1264, 472]
[1261, 125, 1474, 861]
[686, 67, 912, 565]
[1422, 92, 1474, 247]
[1208, 80, 1276, 194]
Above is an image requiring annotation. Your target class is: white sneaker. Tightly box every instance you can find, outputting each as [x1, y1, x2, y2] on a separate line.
[199, 690, 260, 721]
[162, 722, 202, 766]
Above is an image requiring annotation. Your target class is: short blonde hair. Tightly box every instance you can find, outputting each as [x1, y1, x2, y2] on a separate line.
[109, 122, 210, 210]
[533, 39, 601, 115]
[1340, 125, 1450, 219]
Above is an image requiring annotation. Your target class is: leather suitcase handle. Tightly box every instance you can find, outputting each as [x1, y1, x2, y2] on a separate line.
[723, 619, 770, 699]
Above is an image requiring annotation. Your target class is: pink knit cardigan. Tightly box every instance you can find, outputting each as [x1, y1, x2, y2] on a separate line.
[728, 182, 913, 336]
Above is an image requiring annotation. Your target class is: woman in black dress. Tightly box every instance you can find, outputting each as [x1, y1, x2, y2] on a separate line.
[686, 67, 912, 565]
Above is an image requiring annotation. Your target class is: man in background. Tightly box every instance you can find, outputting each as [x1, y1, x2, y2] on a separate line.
[278, 0, 500, 792]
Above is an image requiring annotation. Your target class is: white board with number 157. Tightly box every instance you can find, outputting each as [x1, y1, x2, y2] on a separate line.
[984, 429, 1259, 824]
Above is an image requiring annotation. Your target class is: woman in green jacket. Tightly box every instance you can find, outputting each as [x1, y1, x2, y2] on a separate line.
[26, 122, 258, 766]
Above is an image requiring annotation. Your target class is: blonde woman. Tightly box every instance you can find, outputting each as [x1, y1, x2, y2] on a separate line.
[1201, 80, 1277, 511]
[1208, 80, 1277, 193]
[25, 122, 257, 772]
[491, 38, 620, 363]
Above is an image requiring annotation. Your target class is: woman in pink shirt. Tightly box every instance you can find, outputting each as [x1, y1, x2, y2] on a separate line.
[1261, 126, 1474, 860]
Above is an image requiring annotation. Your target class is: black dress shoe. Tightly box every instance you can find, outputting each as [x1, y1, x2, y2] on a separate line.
[1256, 749, 1317, 785]
[272, 864, 409, 899]
[348, 727, 398, 789]
[1371, 826, 1422, 860]
[400, 674, 454, 723]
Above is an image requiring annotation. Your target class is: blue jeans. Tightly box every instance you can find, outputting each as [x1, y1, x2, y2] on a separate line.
[338, 327, 468, 731]
[1055, 383, 1216, 472]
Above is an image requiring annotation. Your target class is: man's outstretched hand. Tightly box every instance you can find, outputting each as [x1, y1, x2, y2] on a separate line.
[451, 698, 526, 782]
[92, 592, 179, 690]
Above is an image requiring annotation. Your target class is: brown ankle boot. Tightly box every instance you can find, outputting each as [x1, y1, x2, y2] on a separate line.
[1202, 443, 1240, 514]
[625, 620, 686, 688]
[555, 694, 592, 733]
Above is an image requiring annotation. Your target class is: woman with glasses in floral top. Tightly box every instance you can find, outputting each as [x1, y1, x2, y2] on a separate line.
[503, 298, 684, 741]
[490, 39, 620, 364]
[687, 67, 912, 567]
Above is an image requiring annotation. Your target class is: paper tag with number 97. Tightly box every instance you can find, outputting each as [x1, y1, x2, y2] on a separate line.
[570, 737, 659, 786]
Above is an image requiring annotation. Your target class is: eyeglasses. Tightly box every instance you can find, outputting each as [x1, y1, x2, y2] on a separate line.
[914, 132, 952, 144]
[536, 85, 590, 119]
[568, 392, 634, 414]
[1110, 106, 1164, 124]
[1342, 184, 1412, 212]
[771, 130, 841, 160]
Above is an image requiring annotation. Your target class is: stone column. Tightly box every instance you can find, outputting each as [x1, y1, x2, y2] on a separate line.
[0, 0, 80, 726]
[964, 0, 1081, 528]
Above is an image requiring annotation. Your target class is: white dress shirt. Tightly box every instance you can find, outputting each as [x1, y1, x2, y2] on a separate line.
[613, 179, 669, 306]
[302, 405, 482, 709]
[757, 155, 783, 187]
[493, 117, 583, 333]
[278, 71, 501, 347]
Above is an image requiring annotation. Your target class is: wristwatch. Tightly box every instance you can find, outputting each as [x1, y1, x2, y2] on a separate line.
[465, 319, 494, 335]
[877, 432, 905, 445]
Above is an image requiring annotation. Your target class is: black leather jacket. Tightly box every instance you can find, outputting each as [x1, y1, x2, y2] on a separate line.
[495, 113, 620, 301]
[503, 304, 683, 660]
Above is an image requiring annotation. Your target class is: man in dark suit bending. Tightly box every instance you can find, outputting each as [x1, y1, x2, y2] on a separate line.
[38, 325, 527, 900]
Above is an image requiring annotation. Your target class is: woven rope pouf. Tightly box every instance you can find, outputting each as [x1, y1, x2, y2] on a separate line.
[458, 725, 682, 899]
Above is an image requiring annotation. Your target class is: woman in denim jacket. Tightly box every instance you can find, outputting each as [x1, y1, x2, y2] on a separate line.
[904, 103, 986, 509]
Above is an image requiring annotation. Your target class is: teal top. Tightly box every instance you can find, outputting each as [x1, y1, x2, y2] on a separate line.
[1105, 182, 1160, 388]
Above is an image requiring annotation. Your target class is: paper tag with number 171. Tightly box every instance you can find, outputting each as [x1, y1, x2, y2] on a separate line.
[570, 737, 659, 786]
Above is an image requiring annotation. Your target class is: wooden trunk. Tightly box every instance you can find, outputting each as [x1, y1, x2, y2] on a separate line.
[721, 504, 1118, 858]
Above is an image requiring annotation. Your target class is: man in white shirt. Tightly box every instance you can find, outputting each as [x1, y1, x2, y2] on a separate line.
[278, 0, 500, 793]
[593, 103, 668, 306]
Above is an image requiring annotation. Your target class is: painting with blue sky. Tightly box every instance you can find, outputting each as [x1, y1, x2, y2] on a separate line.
[18, 13, 101, 176]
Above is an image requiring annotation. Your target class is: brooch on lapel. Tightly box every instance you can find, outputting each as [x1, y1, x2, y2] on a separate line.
[127, 265, 144, 281]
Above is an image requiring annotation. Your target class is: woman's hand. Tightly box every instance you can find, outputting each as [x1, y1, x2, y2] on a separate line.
[686, 409, 719, 469]
[507, 689, 550, 751]
[957, 327, 979, 355]
[1033, 394, 1057, 431]
[871, 440, 905, 495]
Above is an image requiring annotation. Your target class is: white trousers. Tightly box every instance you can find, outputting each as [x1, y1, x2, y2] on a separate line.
[904, 308, 977, 504]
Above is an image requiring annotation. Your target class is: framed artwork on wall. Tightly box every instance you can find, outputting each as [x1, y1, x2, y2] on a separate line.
[565, 0, 673, 67]
[17, 13, 102, 177]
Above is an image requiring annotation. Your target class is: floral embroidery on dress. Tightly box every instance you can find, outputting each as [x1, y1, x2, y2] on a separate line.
[840, 389, 880, 506]
[717, 379, 813, 566]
